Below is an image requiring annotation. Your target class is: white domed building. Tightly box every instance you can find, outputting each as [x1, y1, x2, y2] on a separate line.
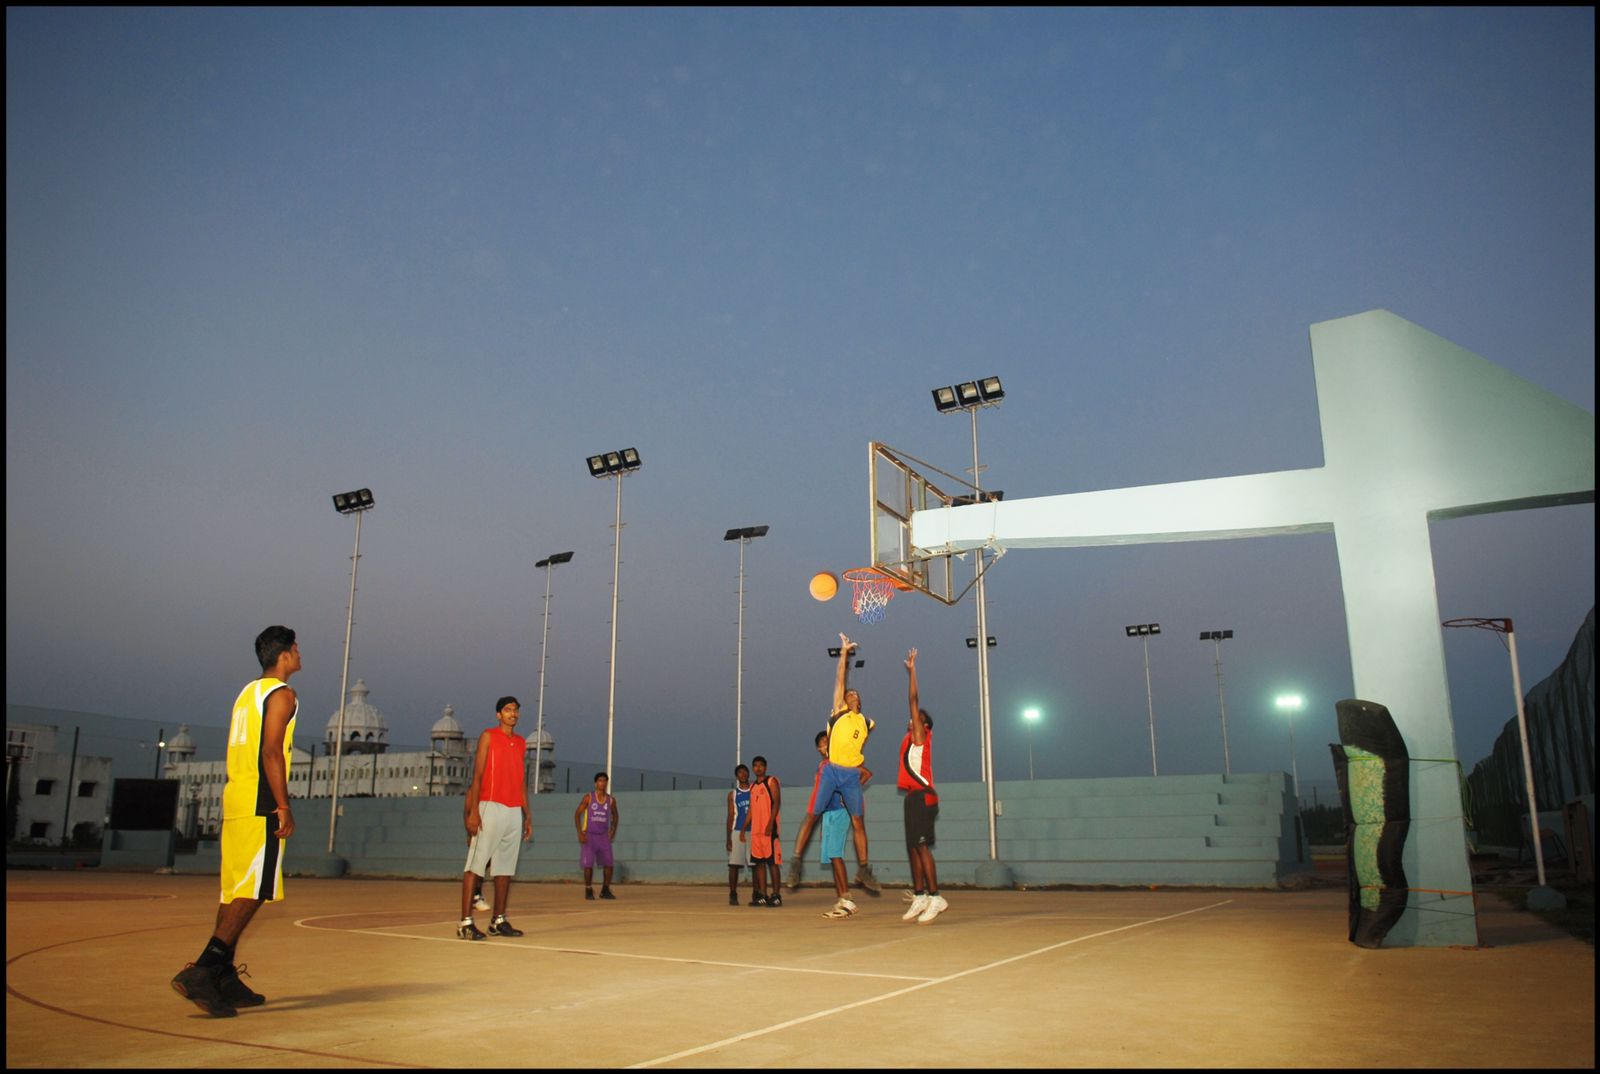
[325, 679, 389, 755]
[163, 684, 519, 832]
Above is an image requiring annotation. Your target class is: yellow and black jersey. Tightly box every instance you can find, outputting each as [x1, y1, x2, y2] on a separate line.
[222, 676, 298, 819]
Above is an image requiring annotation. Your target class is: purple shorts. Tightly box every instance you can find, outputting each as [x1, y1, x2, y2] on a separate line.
[580, 832, 614, 869]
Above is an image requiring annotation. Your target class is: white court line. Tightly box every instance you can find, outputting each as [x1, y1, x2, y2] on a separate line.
[293, 915, 934, 982]
[628, 898, 1234, 1069]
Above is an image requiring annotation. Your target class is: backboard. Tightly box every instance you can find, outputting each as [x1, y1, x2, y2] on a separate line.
[869, 441, 1001, 606]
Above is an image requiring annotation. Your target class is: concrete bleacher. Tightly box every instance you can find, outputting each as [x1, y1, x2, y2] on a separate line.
[173, 771, 1305, 889]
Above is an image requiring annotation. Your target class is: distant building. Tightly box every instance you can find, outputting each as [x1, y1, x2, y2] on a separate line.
[163, 680, 557, 836]
[5, 723, 113, 846]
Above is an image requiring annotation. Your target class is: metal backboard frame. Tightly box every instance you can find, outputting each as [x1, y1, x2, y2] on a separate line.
[869, 441, 1002, 606]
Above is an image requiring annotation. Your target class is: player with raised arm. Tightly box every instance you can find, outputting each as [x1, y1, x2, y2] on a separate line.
[901, 648, 947, 923]
[784, 633, 881, 900]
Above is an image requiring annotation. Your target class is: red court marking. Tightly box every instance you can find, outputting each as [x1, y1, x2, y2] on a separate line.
[7, 891, 175, 902]
[6, 923, 423, 1068]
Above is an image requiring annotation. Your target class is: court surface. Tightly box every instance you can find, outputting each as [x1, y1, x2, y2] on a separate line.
[6, 870, 1592, 1068]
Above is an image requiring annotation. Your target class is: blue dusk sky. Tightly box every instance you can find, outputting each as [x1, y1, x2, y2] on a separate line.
[6, 8, 1594, 797]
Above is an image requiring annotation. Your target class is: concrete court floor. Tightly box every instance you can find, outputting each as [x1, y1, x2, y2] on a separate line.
[5, 869, 1592, 1069]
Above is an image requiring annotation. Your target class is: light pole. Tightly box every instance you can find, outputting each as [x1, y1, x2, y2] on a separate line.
[1125, 623, 1161, 775]
[1199, 630, 1235, 775]
[532, 551, 574, 796]
[724, 525, 769, 768]
[1275, 692, 1304, 812]
[151, 728, 166, 778]
[932, 376, 1005, 861]
[328, 487, 373, 854]
[586, 449, 642, 780]
[1442, 617, 1561, 907]
[1023, 707, 1041, 780]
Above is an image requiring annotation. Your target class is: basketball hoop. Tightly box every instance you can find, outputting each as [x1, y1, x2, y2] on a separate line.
[843, 567, 911, 625]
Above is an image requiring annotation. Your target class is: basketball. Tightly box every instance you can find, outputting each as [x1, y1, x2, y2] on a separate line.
[809, 571, 839, 601]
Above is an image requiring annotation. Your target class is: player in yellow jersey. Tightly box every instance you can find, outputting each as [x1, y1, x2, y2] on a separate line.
[171, 625, 300, 1018]
[784, 632, 882, 899]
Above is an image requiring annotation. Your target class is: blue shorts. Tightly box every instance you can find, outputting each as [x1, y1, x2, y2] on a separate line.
[819, 808, 850, 864]
[812, 763, 864, 817]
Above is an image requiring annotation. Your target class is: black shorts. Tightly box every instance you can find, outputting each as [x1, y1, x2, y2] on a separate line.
[903, 789, 939, 849]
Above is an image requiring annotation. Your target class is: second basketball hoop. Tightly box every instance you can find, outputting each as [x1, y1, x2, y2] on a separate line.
[843, 567, 912, 625]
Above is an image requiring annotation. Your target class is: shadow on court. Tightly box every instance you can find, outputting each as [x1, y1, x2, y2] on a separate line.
[5, 870, 1593, 1069]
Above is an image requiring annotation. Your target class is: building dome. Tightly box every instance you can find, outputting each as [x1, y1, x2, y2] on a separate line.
[430, 704, 463, 740]
[325, 679, 389, 754]
[167, 725, 196, 758]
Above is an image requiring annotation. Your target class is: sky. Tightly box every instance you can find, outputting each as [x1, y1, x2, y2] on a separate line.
[6, 8, 1594, 800]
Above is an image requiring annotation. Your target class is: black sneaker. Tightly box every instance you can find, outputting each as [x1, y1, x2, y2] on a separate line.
[585, 888, 596, 900]
[171, 963, 237, 1018]
[487, 916, 524, 937]
[749, 895, 765, 906]
[767, 894, 783, 908]
[599, 887, 616, 900]
[729, 892, 739, 906]
[216, 963, 265, 1008]
[457, 920, 486, 941]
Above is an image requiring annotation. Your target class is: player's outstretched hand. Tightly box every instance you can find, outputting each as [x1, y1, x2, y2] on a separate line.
[905, 647, 918, 670]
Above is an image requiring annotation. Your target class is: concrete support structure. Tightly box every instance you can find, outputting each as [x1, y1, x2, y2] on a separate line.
[909, 310, 1595, 945]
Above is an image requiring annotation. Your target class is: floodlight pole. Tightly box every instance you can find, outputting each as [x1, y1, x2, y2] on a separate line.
[534, 561, 554, 795]
[1141, 633, 1158, 776]
[969, 407, 999, 860]
[605, 474, 624, 781]
[1208, 634, 1233, 776]
[533, 554, 572, 796]
[329, 506, 364, 854]
[734, 537, 748, 768]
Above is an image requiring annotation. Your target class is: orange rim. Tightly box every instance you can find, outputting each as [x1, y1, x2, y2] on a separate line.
[843, 567, 914, 592]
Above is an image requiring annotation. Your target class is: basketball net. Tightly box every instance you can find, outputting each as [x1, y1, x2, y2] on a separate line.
[843, 568, 904, 625]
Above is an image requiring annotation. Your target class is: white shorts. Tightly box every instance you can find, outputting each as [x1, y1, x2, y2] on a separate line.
[464, 800, 522, 877]
[728, 833, 751, 867]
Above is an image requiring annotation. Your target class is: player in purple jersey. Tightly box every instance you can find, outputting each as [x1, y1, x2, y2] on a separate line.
[575, 772, 620, 900]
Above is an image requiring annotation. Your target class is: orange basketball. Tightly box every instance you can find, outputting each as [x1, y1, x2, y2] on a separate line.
[809, 571, 839, 601]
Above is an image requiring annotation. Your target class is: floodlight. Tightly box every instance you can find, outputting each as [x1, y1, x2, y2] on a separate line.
[956, 381, 982, 406]
[932, 385, 960, 412]
[978, 376, 1005, 402]
[332, 488, 375, 514]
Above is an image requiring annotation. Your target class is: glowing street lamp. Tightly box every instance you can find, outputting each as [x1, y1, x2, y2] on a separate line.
[1023, 707, 1041, 780]
[1275, 692, 1305, 809]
